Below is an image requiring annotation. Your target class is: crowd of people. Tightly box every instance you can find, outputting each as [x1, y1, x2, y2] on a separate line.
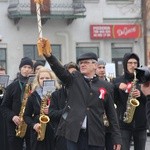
[0, 38, 150, 150]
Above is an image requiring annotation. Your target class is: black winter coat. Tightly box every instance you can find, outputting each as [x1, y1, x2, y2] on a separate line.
[113, 52, 147, 130]
[0, 79, 27, 136]
[50, 86, 68, 133]
[23, 91, 54, 150]
[49, 87, 68, 150]
[45, 55, 122, 147]
[113, 75, 147, 130]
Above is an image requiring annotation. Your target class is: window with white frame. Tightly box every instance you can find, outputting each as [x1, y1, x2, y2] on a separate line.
[0, 48, 7, 70]
[76, 46, 99, 61]
[107, 0, 133, 1]
[84, 0, 99, 3]
[23, 44, 61, 63]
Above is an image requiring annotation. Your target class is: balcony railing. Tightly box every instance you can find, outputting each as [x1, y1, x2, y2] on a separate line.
[8, 0, 86, 24]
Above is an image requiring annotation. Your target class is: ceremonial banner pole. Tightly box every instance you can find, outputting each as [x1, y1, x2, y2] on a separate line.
[34, 0, 43, 39]
[34, 0, 51, 56]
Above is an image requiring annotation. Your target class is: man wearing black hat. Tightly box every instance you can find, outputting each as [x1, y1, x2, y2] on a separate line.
[0, 57, 33, 150]
[40, 43, 122, 149]
[33, 60, 44, 74]
[113, 53, 147, 150]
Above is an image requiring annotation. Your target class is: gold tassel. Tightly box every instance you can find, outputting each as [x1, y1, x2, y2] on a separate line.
[37, 38, 52, 57]
[34, 0, 44, 5]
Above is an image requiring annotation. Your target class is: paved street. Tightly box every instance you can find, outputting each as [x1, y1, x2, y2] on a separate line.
[130, 136, 150, 150]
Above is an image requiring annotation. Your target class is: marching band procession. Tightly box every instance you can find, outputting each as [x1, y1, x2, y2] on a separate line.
[1, 0, 150, 150]
[0, 38, 150, 150]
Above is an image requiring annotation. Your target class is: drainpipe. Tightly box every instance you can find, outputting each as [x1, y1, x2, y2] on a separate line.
[142, 0, 148, 65]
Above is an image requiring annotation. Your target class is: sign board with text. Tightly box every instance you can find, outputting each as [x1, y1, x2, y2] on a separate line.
[90, 24, 141, 39]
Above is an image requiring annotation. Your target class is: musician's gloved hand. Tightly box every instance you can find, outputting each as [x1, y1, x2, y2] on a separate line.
[37, 38, 52, 57]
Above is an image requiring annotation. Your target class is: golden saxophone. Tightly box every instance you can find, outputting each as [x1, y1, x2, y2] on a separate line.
[37, 95, 50, 141]
[123, 71, 140, 123]
[16, 83, 31, 138]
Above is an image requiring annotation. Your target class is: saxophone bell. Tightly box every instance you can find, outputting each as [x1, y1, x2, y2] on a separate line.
[123, 71, 140, 124]
[123, 98, 140, 123]
[37, 93, 51, 141]
[130, 98, 140, 107]
[37, 114, 50, 141]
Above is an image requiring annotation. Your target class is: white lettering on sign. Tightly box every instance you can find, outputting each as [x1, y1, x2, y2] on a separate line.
[117, 27, 136, 37]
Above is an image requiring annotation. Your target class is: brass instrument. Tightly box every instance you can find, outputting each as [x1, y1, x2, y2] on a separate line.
[0, 84, 5, 98]
[37, 93, 50, 141]
[123, 71, 140, 123]
[16, 83, 31, 138]
[103, 104, 117, 127]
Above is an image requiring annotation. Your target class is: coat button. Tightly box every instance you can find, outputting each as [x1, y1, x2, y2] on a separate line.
[87, 107, 90, 111]
[90, 92, 93, 96]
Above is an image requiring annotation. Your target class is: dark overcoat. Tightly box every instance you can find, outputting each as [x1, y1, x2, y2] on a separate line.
[45, 55, 122, 147]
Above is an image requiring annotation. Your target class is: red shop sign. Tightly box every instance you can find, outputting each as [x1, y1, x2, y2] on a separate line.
[90, 24, 142, 39]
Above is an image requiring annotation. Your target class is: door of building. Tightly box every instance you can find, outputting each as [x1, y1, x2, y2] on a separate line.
[112, 58, 123, 77]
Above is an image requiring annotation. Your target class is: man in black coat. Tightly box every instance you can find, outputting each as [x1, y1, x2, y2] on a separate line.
[113, 53, 147, 150]
[37, 38, 122, 150]
[0, 57, 33, 150]
[38, 37, 122, 150]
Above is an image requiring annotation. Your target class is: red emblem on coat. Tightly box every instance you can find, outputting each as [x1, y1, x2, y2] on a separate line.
[99, 88, 106, 100]
[125, 82, 132, 93]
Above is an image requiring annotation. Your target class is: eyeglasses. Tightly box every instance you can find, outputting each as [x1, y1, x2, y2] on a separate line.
[127, 61, 138, 65]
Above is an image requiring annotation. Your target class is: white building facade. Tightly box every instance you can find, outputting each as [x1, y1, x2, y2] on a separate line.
[0, 0, 143, 79]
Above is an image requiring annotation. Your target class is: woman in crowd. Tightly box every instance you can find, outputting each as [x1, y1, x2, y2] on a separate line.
[24, 67, 61, 150]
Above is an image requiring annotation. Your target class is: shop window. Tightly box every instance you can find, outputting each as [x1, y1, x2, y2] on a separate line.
[112, 47, 132, 76]
[23, 44, 61, 62]
[107, 0, 134, 2]
[112, 47, 132, 58]
[84, 0, 99, 3]
[106, 0, 134, 4]
[76, 47, 99, 61]
[0, 48, 6, 69]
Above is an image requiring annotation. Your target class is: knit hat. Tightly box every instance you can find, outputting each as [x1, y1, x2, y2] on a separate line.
[97, 58, 106, 66]
[33, 61, 44, 72]
[64, 62, 79, 71]
[77, 52, 98, 62]
[19, 57, 33, 69]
